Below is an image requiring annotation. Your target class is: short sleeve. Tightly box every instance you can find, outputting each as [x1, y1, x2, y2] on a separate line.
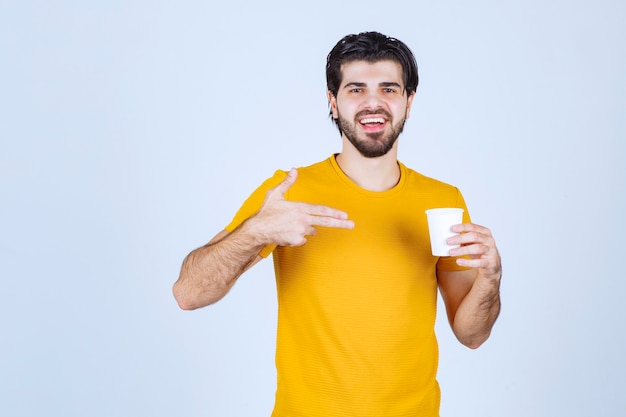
[224, 170, 288, 258]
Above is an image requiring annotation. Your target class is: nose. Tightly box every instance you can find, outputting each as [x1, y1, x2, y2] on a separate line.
[362, 90, 385, 110]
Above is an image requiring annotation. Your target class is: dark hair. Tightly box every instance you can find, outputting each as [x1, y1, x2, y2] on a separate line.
[326, 32, 419, 120]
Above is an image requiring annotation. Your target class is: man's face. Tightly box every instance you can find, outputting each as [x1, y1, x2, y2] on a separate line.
[328, 60, 415, 158]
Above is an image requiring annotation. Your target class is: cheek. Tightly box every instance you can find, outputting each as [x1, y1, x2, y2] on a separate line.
[393, 101, 410, 119]
[336, 100, 358, 118]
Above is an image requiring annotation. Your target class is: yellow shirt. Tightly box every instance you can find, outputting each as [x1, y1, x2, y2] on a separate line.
[226, 155, 470, 417]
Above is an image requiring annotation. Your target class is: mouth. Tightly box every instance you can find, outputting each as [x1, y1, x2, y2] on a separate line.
[358, 115, 387, 131]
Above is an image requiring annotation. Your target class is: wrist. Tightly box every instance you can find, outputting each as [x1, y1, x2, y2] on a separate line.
[237, 215, 271, 248]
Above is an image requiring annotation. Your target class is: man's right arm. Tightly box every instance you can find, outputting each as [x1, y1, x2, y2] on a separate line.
[172, 168, 355, 310]
[173, 224, 265, 310]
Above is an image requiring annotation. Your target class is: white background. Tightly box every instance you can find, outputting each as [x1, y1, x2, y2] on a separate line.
[1, 1, 624, 416]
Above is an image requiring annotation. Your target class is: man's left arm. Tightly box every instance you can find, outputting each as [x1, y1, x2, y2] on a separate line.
[437, 223, 502, 349]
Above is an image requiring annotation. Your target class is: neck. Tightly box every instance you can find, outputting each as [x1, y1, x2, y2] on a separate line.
[335, 141, 400, 192]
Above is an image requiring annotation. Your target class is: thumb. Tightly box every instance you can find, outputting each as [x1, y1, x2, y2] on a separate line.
[270, 168, 297, 199]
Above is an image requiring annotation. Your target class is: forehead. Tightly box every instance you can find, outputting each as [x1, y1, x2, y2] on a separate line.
[339, 60, 404, 86]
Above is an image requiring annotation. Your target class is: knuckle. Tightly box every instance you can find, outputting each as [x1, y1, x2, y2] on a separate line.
[295, 223, 309, 234]
[291, 237, 307, 247]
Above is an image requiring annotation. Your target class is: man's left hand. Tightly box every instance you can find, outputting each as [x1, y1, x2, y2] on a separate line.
[447, 223, 502, 281]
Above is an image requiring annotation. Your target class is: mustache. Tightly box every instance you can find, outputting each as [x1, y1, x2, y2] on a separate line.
[355, 109, 393, 120]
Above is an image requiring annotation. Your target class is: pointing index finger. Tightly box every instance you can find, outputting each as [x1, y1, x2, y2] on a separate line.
[301, 202, 354, 229]
[303, 202, 349, 219]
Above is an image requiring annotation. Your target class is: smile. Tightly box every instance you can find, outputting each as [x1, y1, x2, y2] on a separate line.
[359, 117, 386, 125]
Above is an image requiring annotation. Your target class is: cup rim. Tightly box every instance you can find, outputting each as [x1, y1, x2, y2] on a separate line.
[425, 208, 464, 215]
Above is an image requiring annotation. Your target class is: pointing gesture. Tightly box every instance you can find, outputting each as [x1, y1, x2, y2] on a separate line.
[250, 168, 355, 247]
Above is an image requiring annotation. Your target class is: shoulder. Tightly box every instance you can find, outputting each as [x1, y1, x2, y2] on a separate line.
[296, 156, 334, 176]
[287, 156, 337, 187]
[400, 162, 460, 192]
[399, 162, 468, 211]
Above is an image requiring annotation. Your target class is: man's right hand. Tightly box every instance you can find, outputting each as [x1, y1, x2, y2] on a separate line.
[247, 168, 355, 247]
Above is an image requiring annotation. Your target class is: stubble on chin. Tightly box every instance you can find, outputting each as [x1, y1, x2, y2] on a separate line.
[338, 115, 405, 158]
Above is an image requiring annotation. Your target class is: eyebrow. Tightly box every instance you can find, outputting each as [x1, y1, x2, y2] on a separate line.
[343, 81, 403, 89]
[380, 82, 402, 88]
[343, 82, 367, 89]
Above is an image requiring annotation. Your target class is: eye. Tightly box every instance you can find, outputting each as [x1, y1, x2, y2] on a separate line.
[350, 88, 363, 93]
[383, 87, 396, 93]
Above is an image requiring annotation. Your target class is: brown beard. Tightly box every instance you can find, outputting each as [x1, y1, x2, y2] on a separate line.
[337, 109, 406, 158]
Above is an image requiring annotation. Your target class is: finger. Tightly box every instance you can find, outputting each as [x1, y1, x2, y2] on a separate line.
[456, 256, 502, 278]
[311, 216, 355, 230]
[269, 168, 298, 200]
[447, 226, 496, 247]
[449, 243, 490, 258]
[289, 236, 308, 247]
[301, 203, 355, 229]
[451, 222, 492, 236]
[448, 231, 488, 246]
[455, 257, 490, 269]
[286, 226, 316, 247]
[300, 202, 350, 220]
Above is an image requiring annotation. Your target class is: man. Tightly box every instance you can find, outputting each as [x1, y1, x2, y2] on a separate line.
[173, 31, 501, 417]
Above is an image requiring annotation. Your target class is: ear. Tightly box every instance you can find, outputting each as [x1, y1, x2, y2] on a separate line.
[405, 91, 416, 120]
[327, 90, 338, 119]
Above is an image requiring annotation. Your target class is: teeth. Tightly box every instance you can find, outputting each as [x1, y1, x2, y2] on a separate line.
[360, 117, 385, 124]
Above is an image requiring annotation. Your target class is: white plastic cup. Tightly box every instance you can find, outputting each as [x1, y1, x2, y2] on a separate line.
[425, 208, 464, 256]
